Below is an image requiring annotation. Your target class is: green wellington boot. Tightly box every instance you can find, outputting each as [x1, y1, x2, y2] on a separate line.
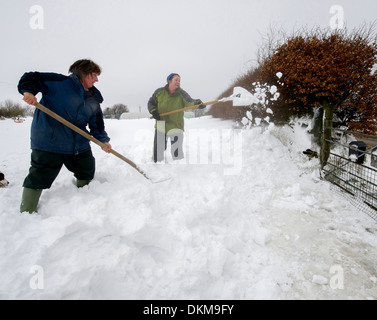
[20, 188, 42, 214]
[76, 179, 92, 188]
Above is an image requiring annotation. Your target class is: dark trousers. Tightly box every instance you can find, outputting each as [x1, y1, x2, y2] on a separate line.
[23, 150, 95, 189]
[153, 130, 184, 163]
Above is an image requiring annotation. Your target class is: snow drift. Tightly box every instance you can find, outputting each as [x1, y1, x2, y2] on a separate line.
[0, 116, 376, 300]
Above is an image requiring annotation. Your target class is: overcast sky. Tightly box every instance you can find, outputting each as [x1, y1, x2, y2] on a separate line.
[1, 0, 376, 112]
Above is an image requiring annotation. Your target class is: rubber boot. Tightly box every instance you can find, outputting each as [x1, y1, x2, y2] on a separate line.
[20, 188, 42, 214]
[76, 179, 91, 188]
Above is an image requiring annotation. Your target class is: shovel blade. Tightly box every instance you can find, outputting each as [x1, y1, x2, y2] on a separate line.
[231, 87, 257, 107]
[137, 164, 172, 184]
[151, 175, 172, 184]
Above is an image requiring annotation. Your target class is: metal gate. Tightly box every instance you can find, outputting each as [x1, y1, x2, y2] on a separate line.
[321, 127, 377, 221]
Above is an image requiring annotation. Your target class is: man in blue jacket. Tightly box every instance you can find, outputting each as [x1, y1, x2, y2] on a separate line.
[18, 59, 112, 213]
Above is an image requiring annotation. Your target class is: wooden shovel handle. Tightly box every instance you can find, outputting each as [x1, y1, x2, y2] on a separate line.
[35, 103, 150, 180]
[150, 100, 219, 119]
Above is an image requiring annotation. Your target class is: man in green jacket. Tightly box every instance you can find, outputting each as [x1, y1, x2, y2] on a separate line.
[148, 73, 204, 163]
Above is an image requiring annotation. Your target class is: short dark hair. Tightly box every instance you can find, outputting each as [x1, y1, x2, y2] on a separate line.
[69, 59, 102, 79]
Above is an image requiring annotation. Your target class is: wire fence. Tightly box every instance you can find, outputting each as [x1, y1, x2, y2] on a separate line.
[322, 128, 377, 221]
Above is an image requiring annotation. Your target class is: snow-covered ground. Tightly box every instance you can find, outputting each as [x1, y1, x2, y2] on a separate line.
[1, 116, 377, 300]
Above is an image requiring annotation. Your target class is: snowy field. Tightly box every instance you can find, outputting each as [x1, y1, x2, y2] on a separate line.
[1, 115, 377, 300]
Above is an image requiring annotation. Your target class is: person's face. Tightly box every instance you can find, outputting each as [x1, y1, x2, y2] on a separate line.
[169, 75, 181, 92]
[81, 73, 99, 91]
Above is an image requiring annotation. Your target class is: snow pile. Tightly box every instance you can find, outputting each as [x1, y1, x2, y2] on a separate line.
[1, 116, 377, 300]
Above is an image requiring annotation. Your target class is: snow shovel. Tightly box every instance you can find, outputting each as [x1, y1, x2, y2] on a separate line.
[34, 102, 167, 183]
[149, 87, 252, 119]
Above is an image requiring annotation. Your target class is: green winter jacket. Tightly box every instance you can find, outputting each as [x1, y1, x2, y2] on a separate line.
[148, 85, 200, 133]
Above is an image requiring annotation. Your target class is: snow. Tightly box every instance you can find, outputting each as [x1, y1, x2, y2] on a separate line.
[232, 86, 259, 107]
[233, 84, 280, 107]
[1, 116, 377, 300]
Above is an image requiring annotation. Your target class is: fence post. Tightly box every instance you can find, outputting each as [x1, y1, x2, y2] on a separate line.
[321, 101, 334, 169]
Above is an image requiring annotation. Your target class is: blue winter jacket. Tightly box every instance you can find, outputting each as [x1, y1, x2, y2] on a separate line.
[18, 72, 110, 155]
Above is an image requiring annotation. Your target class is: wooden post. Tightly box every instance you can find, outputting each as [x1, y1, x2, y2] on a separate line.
[320, 101, 334, 169]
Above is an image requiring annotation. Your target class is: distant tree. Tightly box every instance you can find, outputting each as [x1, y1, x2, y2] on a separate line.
[103, 103, 129, 115]
[259, 25, 377, 134]
[0, 100, 29, 118]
